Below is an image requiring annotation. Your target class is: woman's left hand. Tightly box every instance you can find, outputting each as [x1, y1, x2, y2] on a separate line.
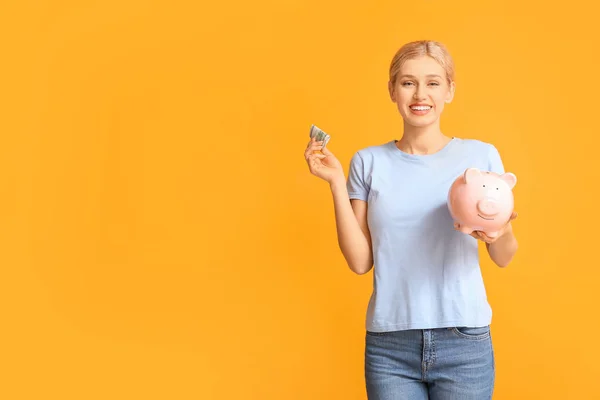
[454, 211, 518, 244]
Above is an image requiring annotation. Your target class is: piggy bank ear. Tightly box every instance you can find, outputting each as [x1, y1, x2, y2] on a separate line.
[500, 172, 517, 189]
[463, 168, 482, 183]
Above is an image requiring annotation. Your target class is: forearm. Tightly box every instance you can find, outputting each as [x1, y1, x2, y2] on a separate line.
[486, 224, 518, 267]
[330, 178, 373, 275]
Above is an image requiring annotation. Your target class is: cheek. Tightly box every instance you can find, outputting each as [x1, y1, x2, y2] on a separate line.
[395, 89, 412, 103]
[433, 95, 447, 108]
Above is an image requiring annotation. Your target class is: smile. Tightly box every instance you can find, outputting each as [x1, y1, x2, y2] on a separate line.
[478, 214, 494, 221]
[409, 105, 432, 115]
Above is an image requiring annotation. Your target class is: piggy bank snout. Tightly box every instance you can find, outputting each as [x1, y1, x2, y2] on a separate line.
[477, 199, 499, 216]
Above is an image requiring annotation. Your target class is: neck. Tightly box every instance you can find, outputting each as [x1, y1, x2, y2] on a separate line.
[396, 121, 452, 155]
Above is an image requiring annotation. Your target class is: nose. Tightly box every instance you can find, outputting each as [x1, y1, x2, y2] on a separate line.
[413, 89, 426, 100]
[477, 199, 499, 216]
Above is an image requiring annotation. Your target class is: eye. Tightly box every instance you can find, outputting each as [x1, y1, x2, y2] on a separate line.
[429, 82, 440, 86]
[402, 81, 414, 86]
[483, 185, 486, 187]
[496, 187, 498, 190]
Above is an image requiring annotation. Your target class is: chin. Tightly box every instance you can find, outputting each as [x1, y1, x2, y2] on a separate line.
[403, 115, 438, 127]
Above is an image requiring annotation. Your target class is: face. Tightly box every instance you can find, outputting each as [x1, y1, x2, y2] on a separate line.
[388, 55, 455, 127]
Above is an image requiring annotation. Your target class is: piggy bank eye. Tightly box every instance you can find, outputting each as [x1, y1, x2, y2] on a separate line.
[496, 187, 498, 190]
[483, 185, 486, 187]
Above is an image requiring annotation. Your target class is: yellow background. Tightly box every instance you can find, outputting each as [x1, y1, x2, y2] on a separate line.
[1, 1, 599, 399]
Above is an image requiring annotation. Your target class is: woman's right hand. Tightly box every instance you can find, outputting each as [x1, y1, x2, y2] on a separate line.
[304, 137, 345, 184]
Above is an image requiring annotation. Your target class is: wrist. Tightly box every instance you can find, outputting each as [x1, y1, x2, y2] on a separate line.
[329, 175, 346, 190]
[498, 222, 513, 238]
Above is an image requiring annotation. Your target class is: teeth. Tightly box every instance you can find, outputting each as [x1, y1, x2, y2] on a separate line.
[411, 106, 431, 111]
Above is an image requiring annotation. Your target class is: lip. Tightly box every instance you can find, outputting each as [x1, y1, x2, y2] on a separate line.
[409, 103, 433, 115]
[478, 214, 494, 221]
[409, 103, 433, 107]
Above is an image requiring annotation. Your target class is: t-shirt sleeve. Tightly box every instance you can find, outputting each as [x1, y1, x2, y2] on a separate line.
[487, 144, 505, 175]
[346, 151, 370, 201]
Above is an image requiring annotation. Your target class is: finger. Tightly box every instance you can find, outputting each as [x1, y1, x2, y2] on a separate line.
[305, 137, 320, 150]
[308, 156, 326, 172]
[480, 232, 496, 244]
[305, 143, 324, 159]
[321, 145, 333, 156]
[307, 153, 326, 165]
[469, 230, 485, 241]
[307, 141, 324, 151]
[307, 149, 323, 159]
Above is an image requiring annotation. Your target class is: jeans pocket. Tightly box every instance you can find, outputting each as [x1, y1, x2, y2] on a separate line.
[451, 325, 491, 340]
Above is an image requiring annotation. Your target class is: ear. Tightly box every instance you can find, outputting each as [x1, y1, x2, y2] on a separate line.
[445, 80, 455, 104]
[500, 172, 517, 189]
[388, 80, 395, 102]
[463, 168, 481, 183]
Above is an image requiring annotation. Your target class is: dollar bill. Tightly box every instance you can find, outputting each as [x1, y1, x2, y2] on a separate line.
[309, 124, 331, 149]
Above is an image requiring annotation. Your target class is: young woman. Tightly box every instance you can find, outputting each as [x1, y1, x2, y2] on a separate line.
[304, 40, 518, 399]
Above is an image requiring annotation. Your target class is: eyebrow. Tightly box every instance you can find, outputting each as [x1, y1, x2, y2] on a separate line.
[400, 74, 443, 79]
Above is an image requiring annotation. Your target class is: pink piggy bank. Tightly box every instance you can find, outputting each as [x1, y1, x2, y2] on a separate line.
[447, 168, 517, 238]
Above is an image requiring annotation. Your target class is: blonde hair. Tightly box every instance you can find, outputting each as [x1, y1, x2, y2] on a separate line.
[389, 40, 455, 86]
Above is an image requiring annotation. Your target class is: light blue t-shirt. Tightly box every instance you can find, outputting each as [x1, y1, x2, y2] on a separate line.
[346, 137, 505, 332]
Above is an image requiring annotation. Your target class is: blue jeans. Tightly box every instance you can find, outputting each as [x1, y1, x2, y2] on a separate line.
[365, 326, 495, 399]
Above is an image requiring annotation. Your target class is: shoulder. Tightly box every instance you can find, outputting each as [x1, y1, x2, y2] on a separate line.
[350, 141, 394, 163]
[454, 137, 505, 173]
[454, 137, 498, 154]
